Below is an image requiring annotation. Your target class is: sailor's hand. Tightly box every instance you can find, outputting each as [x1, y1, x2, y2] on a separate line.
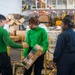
[22, 42, 29, 48]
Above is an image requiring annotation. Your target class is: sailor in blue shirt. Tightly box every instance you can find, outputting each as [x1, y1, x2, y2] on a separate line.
[53, 16, 75, 75]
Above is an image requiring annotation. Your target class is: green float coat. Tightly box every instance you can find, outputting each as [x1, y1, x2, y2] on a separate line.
[0, 26, 22, 53]
[23, 26, 49, 57]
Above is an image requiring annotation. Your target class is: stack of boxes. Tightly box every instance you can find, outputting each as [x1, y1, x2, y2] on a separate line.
[7, 14, 25, 42]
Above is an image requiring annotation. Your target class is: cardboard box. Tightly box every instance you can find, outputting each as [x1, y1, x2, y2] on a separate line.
[10, 30, 16, 36]
[19, 18, 25, 23]
[10, 25, 19, 31]
[7, 14, 14, 20]
[16, 30, 26, 41]
[22, 45, 43, 70]
[14, 21, 21, 25]
[10, 36, 21, 42]
[16, 30, 26, 37]
[38, 15, 50, 22]
[13, 14, 21, 20]
[8, 20, 15, 25]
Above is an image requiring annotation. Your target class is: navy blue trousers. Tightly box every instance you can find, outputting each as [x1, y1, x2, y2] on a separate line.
[0, 52, 12, 75]
[57, 53, 75, 75]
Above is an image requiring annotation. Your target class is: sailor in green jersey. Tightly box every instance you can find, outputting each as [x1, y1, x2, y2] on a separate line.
[0, 14, 29, 75]
[22, 17, 49, 75]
